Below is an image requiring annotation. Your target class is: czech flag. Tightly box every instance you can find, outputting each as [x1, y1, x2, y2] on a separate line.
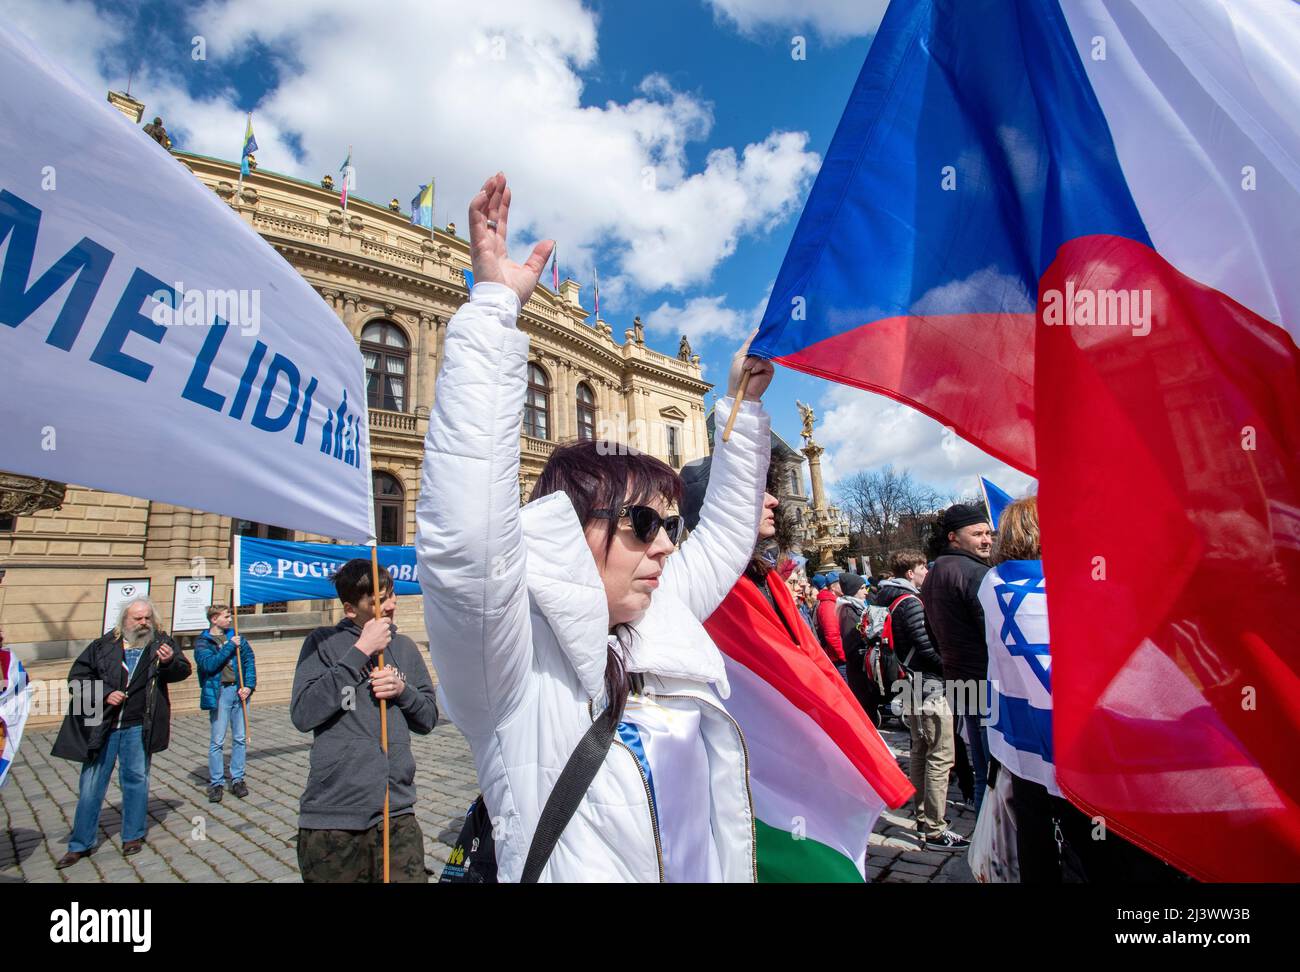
[752, 0, 1300, 881]
[979, 476, 1015, 531]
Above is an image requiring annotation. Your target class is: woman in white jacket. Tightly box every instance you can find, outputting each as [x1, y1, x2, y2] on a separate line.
[417, 173, 774, 882]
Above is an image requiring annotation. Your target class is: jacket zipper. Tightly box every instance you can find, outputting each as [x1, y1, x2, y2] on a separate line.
[654, 693, 758, 883]
[588, 698, 664, 882]
[612, 736, 665, 882]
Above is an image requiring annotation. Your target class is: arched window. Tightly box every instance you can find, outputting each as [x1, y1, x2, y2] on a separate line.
[524, 363, 551, 439]
[373, 471, 405, 544]
[576, 383, 596, 441]
[361, 320, 410, 412]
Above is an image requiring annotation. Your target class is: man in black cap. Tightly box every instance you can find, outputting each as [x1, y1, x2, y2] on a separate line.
[920, 503, 995, 814]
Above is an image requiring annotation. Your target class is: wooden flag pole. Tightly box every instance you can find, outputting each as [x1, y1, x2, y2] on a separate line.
[371, 545, 390, 884]
[230, 587, 250, 746]
[722, 368, 752, 443]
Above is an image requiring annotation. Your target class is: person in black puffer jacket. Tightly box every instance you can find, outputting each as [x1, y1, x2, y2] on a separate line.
[878, 550, 967, 850]
[836, 573, 876, 724]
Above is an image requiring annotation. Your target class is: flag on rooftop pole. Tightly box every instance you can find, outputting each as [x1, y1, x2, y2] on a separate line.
[749, 0, 1300, 881]
[0, 23, 374, 542]
[593, 266, 600, 321]
[239, 112, 257, 180]
[339, 147, 352, 211]
[550, 245, 559, 292]
[410, 181, 433, 231]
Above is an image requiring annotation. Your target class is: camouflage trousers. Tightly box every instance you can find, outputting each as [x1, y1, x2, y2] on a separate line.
[298, 813, 429, 883]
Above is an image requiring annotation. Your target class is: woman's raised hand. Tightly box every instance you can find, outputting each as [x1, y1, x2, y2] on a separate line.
[727, 328, 775, 402]
[469, 172, 554, 308]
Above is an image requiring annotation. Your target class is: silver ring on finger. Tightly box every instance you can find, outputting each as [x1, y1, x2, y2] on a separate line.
[486, 219, 498, 230]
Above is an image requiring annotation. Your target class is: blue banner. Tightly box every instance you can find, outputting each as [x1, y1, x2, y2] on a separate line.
[234, 536, 418, 606]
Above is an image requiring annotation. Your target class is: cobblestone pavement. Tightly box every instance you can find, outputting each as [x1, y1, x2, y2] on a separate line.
[0, 705, 973, 883]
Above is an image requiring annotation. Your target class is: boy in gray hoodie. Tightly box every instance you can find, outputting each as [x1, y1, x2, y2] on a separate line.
[291, 559, 438, 882]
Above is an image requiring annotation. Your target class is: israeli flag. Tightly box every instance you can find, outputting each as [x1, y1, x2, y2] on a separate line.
[978, 559, 1059, 796]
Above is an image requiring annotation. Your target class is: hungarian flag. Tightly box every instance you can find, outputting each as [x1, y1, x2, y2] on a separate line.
[751, 0, 1300, 881]
[705, 577, 912, 881]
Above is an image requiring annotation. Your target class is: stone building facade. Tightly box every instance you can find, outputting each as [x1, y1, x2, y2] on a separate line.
[0, 95, 711, 659]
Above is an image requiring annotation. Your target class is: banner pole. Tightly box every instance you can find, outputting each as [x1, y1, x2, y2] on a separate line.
[230, 581, 250, 747]
[371, 544, 390, 884]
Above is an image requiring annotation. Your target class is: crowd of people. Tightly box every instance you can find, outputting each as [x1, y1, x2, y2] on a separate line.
[34, 172, 1187, 884]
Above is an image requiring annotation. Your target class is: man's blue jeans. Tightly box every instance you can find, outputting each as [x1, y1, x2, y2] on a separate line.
[67, 724, 149, 853]
[208, 684, 247, 787]
[962, 713, 992, 814]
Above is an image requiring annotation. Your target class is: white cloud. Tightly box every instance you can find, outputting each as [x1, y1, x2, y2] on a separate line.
[3, 0, 126, 92]
[643, 283, 772, 349]
[9, 0, 820, 302]
[705, 0, 889, 41]
[815, 383, 1035, 498]
[644, 294, 746, 345]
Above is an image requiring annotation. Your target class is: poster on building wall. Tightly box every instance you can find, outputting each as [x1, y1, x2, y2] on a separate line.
[171, 575, 215, 633]
[102, 578, 151, 635]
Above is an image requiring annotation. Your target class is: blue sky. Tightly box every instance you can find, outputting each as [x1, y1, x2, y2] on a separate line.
[6, 0, 1032, 499]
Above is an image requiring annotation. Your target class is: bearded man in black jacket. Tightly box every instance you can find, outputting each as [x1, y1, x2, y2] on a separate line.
[53, 597, 191, 869]
[920, 503, 995, 814]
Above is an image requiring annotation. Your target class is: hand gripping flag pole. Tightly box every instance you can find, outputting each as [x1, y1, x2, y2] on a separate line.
[721, 369, 751, 443]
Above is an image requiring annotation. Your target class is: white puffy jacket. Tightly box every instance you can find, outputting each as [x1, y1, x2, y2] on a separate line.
[416, 283, 771, 882]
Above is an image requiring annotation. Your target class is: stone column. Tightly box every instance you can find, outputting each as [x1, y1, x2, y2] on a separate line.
[625, 383, 643, 451]
[612, 380, 629, 444]
[557, 361, 573, 440]
[144, 502, 174, 563]
[197, 512, 223, 569]
[431, 316, 449, 404]
[168, 508, 193, 563]
[416, 312, 437, 418]
[802, 441, 837, 571]
[341, 292, 362, 336]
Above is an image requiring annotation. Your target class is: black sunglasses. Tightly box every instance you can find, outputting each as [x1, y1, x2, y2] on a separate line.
[592, 505, 685, 546]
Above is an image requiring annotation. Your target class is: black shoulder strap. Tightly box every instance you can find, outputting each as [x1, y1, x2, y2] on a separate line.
[520, 708, 619, 883]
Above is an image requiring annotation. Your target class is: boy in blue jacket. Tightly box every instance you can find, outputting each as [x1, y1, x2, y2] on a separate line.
[194, 605, 256, 802]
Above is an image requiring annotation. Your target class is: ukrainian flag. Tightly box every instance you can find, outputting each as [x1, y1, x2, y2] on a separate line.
[410, 181, 433, 229]
[240, 114, 258, 176]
